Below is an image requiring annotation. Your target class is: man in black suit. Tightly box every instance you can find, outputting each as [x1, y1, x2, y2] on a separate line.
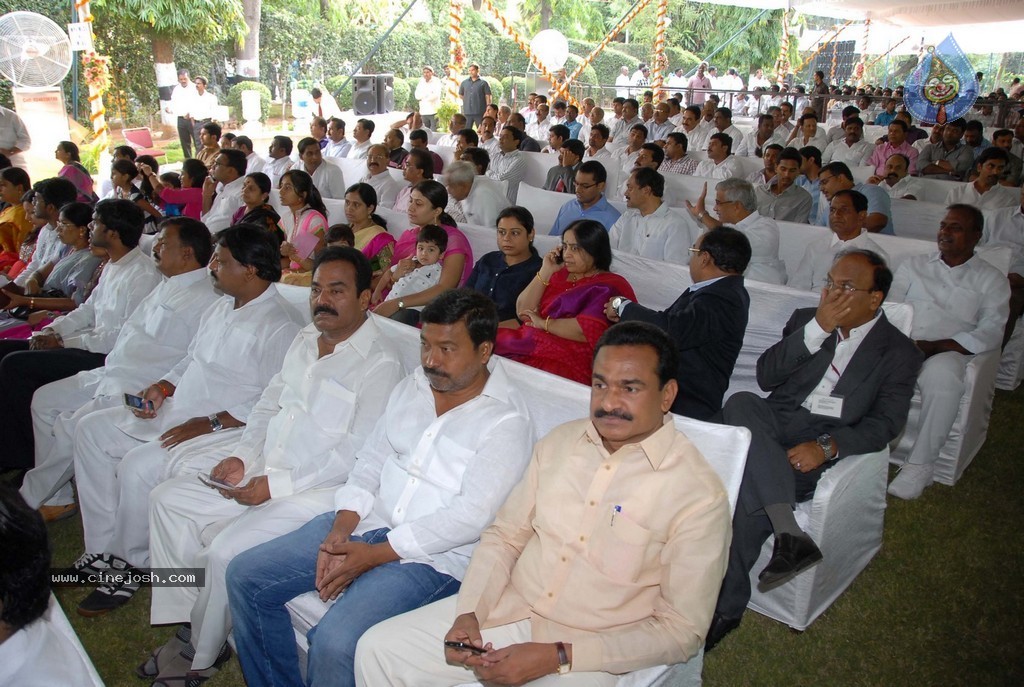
[605, 226, 751, 420]
[707, 249, 923, 649]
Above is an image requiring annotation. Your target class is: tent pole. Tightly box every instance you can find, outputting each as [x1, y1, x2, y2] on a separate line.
[685, 9, 770, 78]
[333, 0, 420, 97]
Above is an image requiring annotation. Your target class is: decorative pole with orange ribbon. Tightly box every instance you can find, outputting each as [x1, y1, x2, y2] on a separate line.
[445, 0, 465, 101]
[650, 0, 668, 95]
[480, 0, 577, 106]
[774, 10, 791, 85]
[73, 0, 109, 144]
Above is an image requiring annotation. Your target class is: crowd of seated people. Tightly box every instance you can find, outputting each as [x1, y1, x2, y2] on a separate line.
[2, 76, 1023, 687]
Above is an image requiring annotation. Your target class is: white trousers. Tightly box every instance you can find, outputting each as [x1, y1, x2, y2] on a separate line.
[907, 351, 969, 467]
[354, 595, 617, 687]
[149, 477, 335, 670]
[19, 374, 113, 508]
[73, 405, 239, 567]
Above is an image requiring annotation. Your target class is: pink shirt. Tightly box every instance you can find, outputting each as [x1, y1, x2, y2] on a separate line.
[868, 141, 919, 176]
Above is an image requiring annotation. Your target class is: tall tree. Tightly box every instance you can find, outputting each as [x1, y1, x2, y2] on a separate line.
[235, 0, 262, 80]
[95, 0, 246, 124]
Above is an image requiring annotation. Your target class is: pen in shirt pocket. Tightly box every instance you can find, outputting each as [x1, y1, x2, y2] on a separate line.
[610, 504, 622, 526]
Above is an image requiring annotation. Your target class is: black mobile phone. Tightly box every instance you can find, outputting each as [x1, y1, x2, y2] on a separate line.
[554, 246, 564, 264]
[123, 393, 153, 412]
[444, 640, 487, 655]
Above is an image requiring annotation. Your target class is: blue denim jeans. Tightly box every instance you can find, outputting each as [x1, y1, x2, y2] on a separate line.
[226, 515, 460, 687]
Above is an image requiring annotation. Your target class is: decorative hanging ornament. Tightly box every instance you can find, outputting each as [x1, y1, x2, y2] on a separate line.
[904, 35, 978, 125]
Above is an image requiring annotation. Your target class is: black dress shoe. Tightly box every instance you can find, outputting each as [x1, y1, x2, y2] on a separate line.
[705, 613, 742, 652]
[758, 532, 823, 588]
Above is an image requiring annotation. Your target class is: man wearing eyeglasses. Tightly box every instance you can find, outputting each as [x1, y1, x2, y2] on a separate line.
[706, 249, 923, 651]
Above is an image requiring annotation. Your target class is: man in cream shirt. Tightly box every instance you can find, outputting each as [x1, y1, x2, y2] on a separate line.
[416, 66, 443, 131]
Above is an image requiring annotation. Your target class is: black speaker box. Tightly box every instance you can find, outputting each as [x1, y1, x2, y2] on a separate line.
[376, 74, 395, 114]
[354, 75, 378, 115]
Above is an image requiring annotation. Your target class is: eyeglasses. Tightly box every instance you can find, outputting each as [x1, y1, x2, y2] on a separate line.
[823, 277, 873, 293]
[687, 247, 703, 256]
[713, 198, 735, 207]
[575, 181, 599, 190]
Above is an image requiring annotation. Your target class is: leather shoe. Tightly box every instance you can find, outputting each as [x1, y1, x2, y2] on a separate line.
[705, 613, 741, 652]
[757, 531, 822, 588]
[39, 503, 78, 523]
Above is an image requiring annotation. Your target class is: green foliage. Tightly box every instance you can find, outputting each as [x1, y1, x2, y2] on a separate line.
[501, 76, 528, 104]
[227, 80, 272, 122]
[392, 77, 411, 112]
[483, 76, 503, 105]
[78, 138, 111, 175]
[563, 55, 600, 86]
[94, 0, 247, 43]
[434, 100, 459, 134]
[326, 75, 355, 110]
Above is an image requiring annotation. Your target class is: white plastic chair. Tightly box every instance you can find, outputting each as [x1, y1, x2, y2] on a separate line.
[890, 199, 946, 241]
[515, 183, 572, 235]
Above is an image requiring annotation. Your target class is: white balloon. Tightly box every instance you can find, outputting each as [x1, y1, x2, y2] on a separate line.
[531, 29, 569, 71]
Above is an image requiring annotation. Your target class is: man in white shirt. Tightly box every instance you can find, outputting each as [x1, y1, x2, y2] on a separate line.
[609, 98, 642, 147]
[477, 116, 500, 157]
[887, 205, 1009, 500]
[487, 127, 528, 203]
[708, 107, 743, 151]
[18, 219, 217, 519]
[867, 153, 924, 200]
[359, 144, 402, 209]
[346, 119, 375, 160]
[676, 105, 709, 153]
[10, 178, 74, 293]
[982, 185, 1024, 344]
[822, 116, 873, 166]
[0, 199, 163, 508]
[735, 114, 785, 158]
[141, 248, 406, 682]
[945, 148, 1018, 210]
[70, 225, 305, 615]
[190, 76, 219, 149]
[415, 66, 443, 131]
[609, 167, 696, 265]
[646, 103, 675, 144]
[226, 289, 534, 687]
[688, 178, 787, 284]
[323, 118, 353, 159]
[526, 103, 551, 141]
[615, 66, 632, 98]
[695, 133, 743, 179]
[295, 137, 346, 200]
[233, 136, 265, 175]
[201, 149, 247, 231]
[265, 136, 295, 188]
[788, 189, 888, 291]
[446, 161, 510, 227]
[0, 106, 32, 171]
[615, 123, 647, 174]
[164, 70, 197, 158]
[583, 123, 612, 161]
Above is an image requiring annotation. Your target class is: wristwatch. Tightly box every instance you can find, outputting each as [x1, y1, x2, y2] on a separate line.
[611, 296, 630, 316]
[397, 300, 405, 310]
[208, 413, 224, 432]
[816, 433, 835, 461]
[555, 641, 571, 675]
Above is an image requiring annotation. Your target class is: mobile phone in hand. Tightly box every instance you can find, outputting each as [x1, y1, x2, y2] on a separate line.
[198, 472, 238, 491]
[123, 393, 154, 412]
[444, 641, 487, 655]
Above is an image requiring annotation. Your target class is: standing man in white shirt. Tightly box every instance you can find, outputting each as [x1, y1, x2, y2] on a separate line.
[416, 66, 443, 131]
[141, 248, 406, 684]
[18, 218, 217, 517]
[71, 225, 306, 615]
[0, 200, 163, 509]
[226, 289, 534, 687]
[609, 167, 696, 265]
[886, 205, 1009, 499]
[614, 66, 631, 99]
[360, 144, 402, 209]
[201, 149, 247, 231]
[164, 70, 196, 158]
[190, 76, 219, 153]
[346, 119, 375, 160]
[323, 118, 353, 159]
[295, 137, 347, 200]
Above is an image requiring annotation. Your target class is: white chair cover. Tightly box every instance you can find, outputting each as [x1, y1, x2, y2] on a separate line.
[515, 183, 573, 235]
[890, 199, 946, 241]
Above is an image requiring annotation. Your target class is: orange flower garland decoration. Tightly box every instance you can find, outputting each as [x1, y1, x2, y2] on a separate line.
[74, 0, 109, 142]
[650, 0, 668, 94]
[446, 0, 464, 101]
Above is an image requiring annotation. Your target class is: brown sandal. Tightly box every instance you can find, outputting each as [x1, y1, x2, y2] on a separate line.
[136, 625, 191, 679]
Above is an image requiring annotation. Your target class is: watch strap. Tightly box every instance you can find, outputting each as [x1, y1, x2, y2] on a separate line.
[555, 641, 570, 674]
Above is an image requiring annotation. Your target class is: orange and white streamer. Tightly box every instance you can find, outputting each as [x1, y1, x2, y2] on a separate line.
[650, 0, 668, 94]
[569, 0, 655, 86]
[445, 0, 464, 100]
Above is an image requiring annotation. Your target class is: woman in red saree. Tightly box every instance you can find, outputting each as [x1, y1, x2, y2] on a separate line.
[496, 219, 636, 384]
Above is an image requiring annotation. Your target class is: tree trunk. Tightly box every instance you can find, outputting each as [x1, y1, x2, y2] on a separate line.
[319, 0, 329, 20]
[152, 36, 178, 126]
[235, 0, 262, 79]
[540, 0, 551, 30]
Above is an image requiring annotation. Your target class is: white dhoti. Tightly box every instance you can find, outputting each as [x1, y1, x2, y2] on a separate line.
[19, 375, 115, 509]
[73, 405, 241, 567]
[354, 595, 617, 687]
[907, 351, 970, 466]
[149, 477, 335, 670]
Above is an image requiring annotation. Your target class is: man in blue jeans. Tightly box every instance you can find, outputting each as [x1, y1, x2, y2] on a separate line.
[225, 289, 534, 687]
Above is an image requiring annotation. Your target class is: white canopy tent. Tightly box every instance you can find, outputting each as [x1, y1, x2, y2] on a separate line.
[688, 0, 1024, 28]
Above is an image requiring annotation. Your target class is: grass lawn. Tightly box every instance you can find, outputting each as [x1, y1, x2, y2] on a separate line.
[8, 386, 1023, 686]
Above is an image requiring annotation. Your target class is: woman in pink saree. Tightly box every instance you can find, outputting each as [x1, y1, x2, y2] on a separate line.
[55, 141, 95, 203]
[496, 219, 636, 384]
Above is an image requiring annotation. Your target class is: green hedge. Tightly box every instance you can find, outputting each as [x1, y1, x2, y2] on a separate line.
[226, 81, 272, 122]
[393, 77, 411, 112]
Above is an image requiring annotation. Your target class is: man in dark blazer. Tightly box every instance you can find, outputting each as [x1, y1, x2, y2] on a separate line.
[707, 248, 923, 650]
[605, 226, 751, 421]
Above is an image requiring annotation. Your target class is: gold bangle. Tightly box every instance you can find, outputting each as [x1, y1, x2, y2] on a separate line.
[544, 317, 550, 332]
[29, 298, 35, 309]
[537, 274, 550, 286]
